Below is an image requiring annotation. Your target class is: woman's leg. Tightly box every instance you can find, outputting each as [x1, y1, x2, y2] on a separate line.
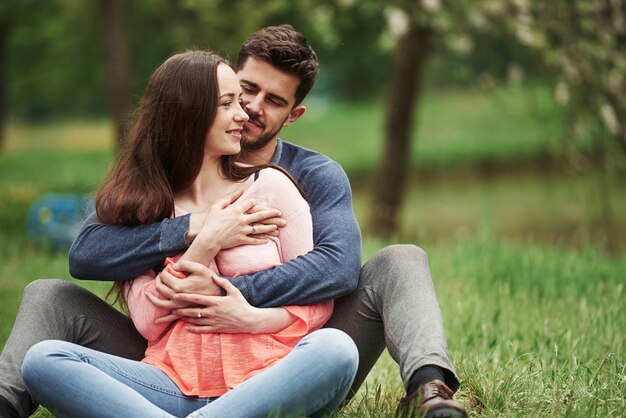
[188, 328, 358, 418]
[21, 340, 209, 418]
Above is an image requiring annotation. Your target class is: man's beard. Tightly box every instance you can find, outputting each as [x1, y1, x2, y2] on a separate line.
[240, 113, 288, 152]
[240, 128, 278, 152]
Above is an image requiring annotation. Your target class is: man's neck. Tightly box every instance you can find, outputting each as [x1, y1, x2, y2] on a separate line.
[241, 138, 278, 166]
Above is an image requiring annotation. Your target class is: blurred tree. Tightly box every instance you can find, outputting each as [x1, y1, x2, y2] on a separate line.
[7, 0, 106, 118]
[98, 0, 131, 148]
[0, 4, 10, 152]
[368, 0, 486, 238]
[370, 1, 433, 238]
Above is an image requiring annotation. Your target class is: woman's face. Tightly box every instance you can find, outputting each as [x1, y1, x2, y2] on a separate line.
[205, 63, 249, 158]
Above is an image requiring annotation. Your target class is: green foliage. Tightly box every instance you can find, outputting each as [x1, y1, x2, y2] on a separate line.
[474, 0, 626, 155]
[1, 0, 563, 121]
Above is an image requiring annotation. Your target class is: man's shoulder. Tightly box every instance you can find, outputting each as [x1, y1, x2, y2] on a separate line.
[276, 140, 350, 191]
[278, 140, 333, 165]
[277, 140, 345, 175]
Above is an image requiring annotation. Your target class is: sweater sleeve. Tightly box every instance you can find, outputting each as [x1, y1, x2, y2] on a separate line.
[124, 270, 173, 342]
[69, 212, 190, 281]
[273, 302, 333, 345]
[125, 257, 220, 342]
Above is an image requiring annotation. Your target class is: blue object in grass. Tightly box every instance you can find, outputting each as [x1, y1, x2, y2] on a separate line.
[27, 193, 94, 250]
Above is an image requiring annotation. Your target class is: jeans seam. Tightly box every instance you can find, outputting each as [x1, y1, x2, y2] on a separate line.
[305, 370, 352, 416]
[77, 353, 187, 397]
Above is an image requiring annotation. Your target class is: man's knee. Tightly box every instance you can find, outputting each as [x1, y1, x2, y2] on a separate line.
[22, 279, 78, 308]
[371, 244, 428, 267]
[360, 244, 429, 286]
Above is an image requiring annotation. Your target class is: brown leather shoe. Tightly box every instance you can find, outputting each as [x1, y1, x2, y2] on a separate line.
[396, 379, 467, 418]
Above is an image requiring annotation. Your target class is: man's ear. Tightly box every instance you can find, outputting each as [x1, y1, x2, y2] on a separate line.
[282, 105, 306, 128]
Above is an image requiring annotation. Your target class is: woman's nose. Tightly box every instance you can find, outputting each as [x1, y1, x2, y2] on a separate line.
[235, 103, 249, 121]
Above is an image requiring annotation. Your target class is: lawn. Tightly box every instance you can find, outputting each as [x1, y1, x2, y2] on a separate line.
[1, 85, 625, 417]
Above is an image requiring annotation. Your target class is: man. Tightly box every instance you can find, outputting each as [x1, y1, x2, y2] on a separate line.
[0, 25, 465, 418]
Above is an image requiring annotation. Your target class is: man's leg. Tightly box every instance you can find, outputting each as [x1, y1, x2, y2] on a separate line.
[0, 279, 147, 418]
[325, 244, 460, 397]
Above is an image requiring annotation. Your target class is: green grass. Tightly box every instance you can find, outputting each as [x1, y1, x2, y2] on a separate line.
[10, 238, 626, 417]
[340, 238, 626, 417]
[1, 85, 624, 416]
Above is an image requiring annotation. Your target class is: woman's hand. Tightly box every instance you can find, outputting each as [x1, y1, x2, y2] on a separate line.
[171, 276, 295, 334]
[152, 260, 222, 324]
[188, 189, 285, 250]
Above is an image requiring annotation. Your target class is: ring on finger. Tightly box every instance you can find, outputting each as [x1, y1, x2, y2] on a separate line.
[251, 225, 256, 235]
[197, 308, 202, 318]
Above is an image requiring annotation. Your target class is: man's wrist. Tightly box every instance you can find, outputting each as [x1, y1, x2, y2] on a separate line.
[186, 213, 205, 244]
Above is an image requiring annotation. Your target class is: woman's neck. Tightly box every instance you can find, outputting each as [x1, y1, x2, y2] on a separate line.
[175, 156, 251, 213]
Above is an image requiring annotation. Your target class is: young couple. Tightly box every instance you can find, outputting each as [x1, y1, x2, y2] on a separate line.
[0, 25, 466, 418]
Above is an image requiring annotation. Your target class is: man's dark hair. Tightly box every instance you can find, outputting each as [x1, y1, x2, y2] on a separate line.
[236, 24, 319, 106]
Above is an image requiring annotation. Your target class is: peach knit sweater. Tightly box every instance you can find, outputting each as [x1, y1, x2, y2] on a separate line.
[124, 168, 333, 397]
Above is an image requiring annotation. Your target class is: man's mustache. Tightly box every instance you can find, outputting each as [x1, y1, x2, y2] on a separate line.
[245, 113, 265, 129]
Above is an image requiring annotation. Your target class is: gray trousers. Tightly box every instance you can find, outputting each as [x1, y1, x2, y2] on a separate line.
[0, 244, 458, 417]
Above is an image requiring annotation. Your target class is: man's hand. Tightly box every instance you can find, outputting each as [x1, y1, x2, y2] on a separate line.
[170, 276, 294, 334]
[187, 189, 286, 248]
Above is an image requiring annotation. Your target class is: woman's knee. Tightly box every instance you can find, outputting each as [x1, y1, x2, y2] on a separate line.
[309, 329, 359, 373]
[22, 340, 67, 385]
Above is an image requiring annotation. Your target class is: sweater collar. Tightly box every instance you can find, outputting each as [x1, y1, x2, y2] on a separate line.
[271, 139, 283, 164]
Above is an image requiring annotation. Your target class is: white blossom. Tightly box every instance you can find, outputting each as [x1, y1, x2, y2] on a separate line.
[447, 34, 474, 54]
[422, 0, 441, 12]
[555, 81, 570, 106]
[600, 103, 620, 135]
[385, 6, 410, 38]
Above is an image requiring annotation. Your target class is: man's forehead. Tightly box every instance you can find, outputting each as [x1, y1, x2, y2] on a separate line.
[237, 58, 299, 103]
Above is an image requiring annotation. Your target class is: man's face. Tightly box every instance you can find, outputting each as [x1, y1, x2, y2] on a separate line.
[237, 57, 305, 152]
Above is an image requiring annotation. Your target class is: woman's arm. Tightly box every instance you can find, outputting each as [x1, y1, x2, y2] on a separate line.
[124, 271, 177, 342]
[168, 262, 296, 333]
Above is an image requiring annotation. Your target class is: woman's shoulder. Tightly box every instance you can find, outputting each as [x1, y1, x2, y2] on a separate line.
[258, 165, 293, 182]
[256, 166, 307, 205]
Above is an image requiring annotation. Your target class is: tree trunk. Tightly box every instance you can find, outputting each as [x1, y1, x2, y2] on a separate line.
[369, 16, 432, 238]
[0, 21, 8, 152]
[98, 0, 131, 149]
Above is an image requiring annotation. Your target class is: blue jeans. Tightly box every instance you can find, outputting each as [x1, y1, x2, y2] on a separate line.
[21, 328, 358, 418]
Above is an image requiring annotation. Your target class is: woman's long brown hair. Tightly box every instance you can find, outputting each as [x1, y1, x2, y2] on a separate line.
[99, 51, 254, 309]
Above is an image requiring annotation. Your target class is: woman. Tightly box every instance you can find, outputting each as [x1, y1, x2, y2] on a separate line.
[21, 51, 358, 418]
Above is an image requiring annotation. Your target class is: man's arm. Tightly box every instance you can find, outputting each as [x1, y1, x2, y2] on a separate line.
[69, 212, 190, 281]
[69, 190, 281, 281]
[69, 161, 362, 307]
